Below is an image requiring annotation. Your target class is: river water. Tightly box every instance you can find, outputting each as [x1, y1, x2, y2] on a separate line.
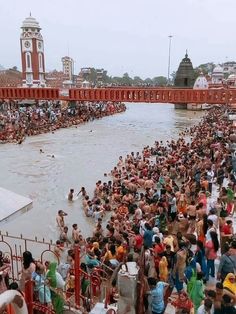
[0, 103, 203, 242]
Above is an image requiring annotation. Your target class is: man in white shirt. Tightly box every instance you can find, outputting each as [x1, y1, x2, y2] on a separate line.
[222, 174, 230, 188]
[139, 218, 147, 236]
[208, 209, 219, 229]
[207, 168, 214, 194]
[169, 193, 177, 221]
[152, 227, 163, 243]
[197, 298, 213, 314]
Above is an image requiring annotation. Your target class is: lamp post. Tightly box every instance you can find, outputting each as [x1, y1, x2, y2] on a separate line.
[72, 59, 76, 86]
[167, 35, 173, 85]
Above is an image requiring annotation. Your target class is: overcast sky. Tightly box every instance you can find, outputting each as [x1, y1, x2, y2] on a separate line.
[1, 0, 235, 78]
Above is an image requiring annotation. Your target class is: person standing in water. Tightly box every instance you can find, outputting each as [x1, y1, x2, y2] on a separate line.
[72, 224, 81, 243]
[56, 210, 67, 233]
[68, 189, 74, 201]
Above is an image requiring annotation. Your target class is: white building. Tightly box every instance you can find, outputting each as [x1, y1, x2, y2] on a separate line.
[211, 65, 224, 84]
[81, 80, 90, 88]
[187, 73, 209, 110]
[61, 56, 74, 81]
[194, 73, 208, 89]
[223, 61, 236, 75]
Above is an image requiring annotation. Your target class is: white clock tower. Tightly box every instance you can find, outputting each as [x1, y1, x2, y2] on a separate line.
[20, 14, 46, 87]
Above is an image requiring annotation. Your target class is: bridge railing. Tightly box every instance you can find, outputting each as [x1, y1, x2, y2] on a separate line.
[69, 87, 234, 104]
[1, 86, 236, 104]
[0, 87, 59, 100]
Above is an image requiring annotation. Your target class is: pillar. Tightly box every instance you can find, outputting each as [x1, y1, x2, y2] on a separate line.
[174, 103, 187, 109]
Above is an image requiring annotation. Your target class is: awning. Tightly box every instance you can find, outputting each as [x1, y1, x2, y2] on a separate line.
[0, 187, 33, 222]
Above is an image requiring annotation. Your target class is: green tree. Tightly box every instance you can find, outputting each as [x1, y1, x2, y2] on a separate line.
[112, 76, 124, 85]
[101, 70, 112, 84]
[144, 78, 153, 85]
[122, 72, 133, 85]
[133, 76, 143, 85]
[152, 76, 167, 86]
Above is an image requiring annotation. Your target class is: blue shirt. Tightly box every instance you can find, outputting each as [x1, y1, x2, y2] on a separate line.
[150, 282, 165, 313]
[85, 255, 100, 267]
[143, 229, 154, 248]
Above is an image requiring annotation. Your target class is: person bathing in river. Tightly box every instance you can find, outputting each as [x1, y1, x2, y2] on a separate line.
[60, 226, 71, 245]
[77, 186, 87, 197]
[56, 210, 67, 233]
[72, 224, 81, 243]
[68, 188, 74, 201]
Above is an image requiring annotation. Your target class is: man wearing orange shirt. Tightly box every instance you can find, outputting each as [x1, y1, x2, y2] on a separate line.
[116, 241, 127, 262]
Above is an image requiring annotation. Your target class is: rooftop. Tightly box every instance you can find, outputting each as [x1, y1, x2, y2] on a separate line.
[21, 14, 41, 30]
[213, 64, 223, 73]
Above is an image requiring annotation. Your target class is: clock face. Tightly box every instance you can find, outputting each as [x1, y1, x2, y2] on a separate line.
[24, 41, 31, 48]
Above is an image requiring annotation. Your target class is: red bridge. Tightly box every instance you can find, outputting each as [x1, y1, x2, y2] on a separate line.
[0, 86, 236, 104]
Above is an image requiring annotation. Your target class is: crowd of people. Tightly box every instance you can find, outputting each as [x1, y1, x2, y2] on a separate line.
[0, 100, 126, 143]
[54, 105, 236, 313]
[1, 105, 236, 314]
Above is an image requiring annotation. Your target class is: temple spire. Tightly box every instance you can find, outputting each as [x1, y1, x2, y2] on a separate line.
[174, 51, 195, 87]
